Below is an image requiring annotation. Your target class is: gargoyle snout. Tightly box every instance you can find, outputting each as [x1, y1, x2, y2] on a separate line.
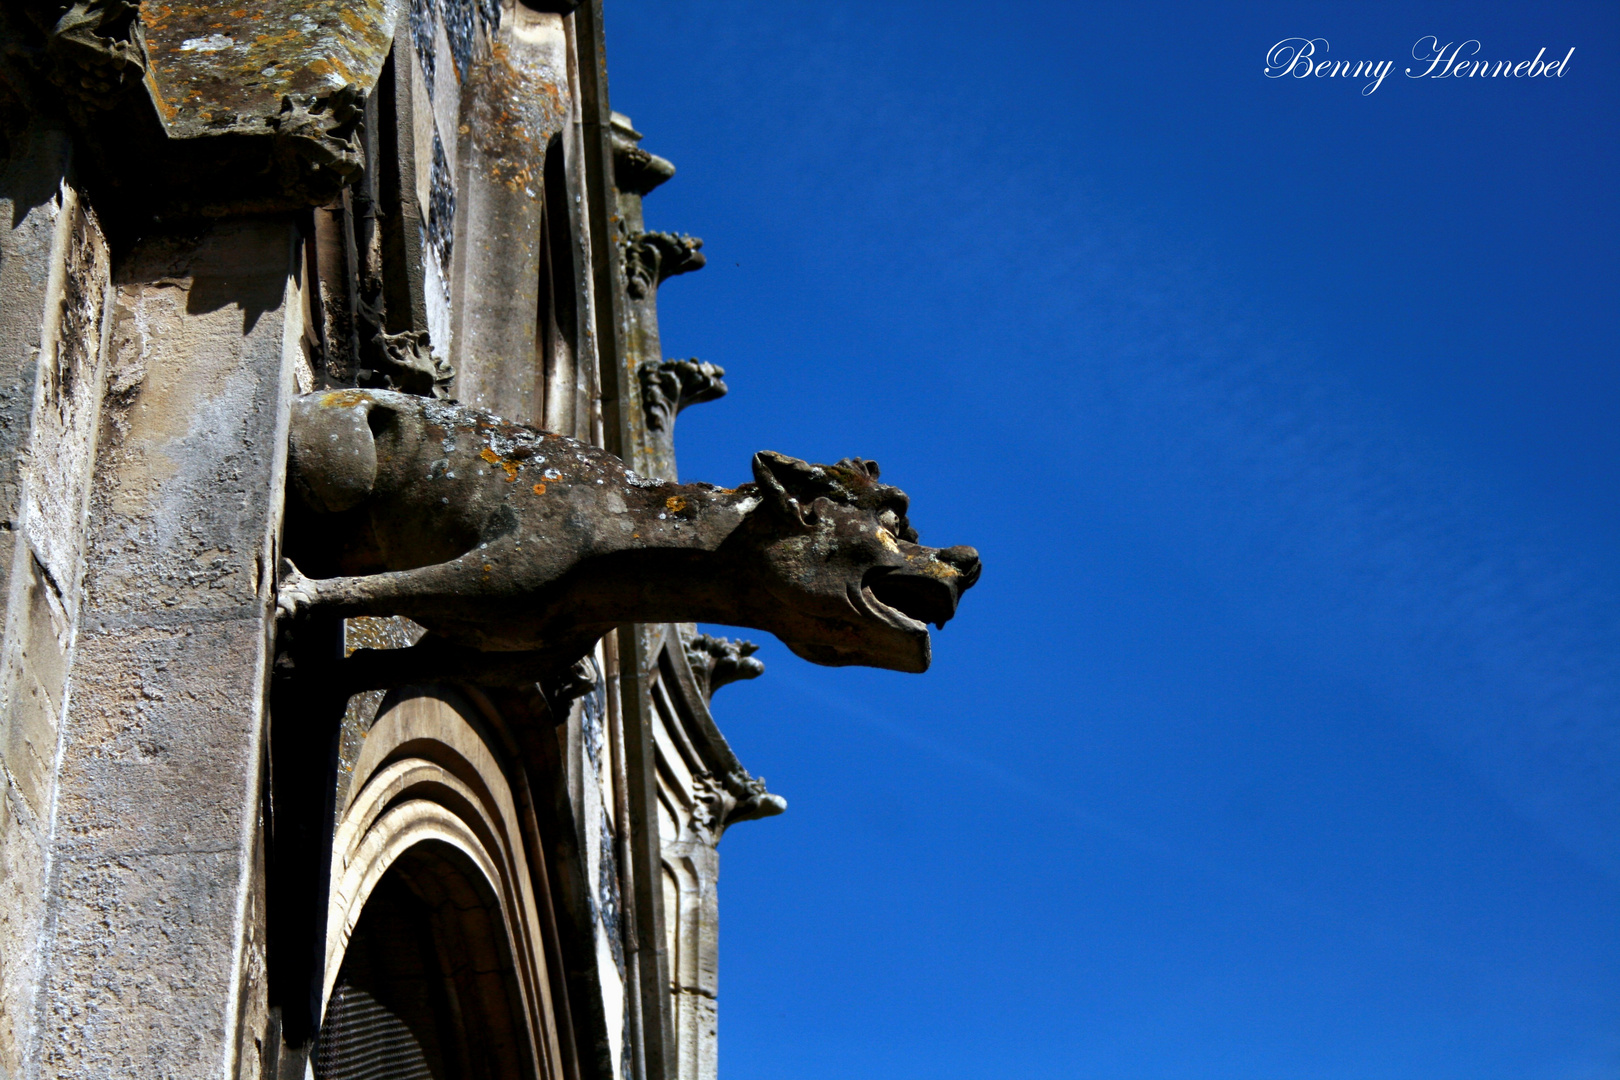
[864, 544, 981, 632]
[938, 545, 982, 592]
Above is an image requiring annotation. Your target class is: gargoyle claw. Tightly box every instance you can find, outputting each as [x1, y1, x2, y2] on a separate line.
[276, 558, 316, 620]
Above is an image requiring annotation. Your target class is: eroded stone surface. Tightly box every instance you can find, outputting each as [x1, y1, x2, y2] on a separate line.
[32, 218, 297, 1079]
[0, 129, 112, 1080]
[450, 7, 573, 419]
[140, 0, 401, 138]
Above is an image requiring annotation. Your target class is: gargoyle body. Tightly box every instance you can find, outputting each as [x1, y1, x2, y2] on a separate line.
[281, 390, 979, 688]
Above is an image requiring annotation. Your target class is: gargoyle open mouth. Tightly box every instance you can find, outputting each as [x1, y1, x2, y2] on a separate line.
[861, 567, 960, 631]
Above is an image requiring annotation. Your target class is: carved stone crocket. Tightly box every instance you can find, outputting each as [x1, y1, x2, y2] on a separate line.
[279, 389, 980, 689]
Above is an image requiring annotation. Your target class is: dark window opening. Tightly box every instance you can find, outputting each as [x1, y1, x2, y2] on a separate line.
[314, 842, 532, 1080]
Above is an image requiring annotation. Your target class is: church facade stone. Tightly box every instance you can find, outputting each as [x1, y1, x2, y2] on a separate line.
[0, 4, 979, 1078]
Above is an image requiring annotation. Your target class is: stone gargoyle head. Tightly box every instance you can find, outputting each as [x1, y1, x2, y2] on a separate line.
[729, 452, 980, 673]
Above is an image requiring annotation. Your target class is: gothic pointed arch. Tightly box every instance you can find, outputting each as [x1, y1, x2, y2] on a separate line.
[316, 687, 571, 1080]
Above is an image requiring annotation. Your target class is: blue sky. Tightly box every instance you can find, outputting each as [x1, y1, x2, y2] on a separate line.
[603, 3, 1619, 1077]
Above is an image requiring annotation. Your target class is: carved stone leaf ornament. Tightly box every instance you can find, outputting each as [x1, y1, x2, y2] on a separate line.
[359, 327, 455, 399]
[624, 231, 706, 299]
[614, 143, 676, 196]
[44, 0, 148, 111]
[639, 358, 728, 433]
[267, 85, 367, 202]
[683, 633, 764, 699]
[686, 769, 785, 843]
[609, 111, 677, 196]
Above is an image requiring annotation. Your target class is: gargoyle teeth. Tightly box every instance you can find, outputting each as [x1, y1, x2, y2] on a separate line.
[863, 567, 958, 630]
[856, 582, 927, 634]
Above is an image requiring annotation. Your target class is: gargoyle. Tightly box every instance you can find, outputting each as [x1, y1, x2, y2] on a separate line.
[279, 390, 980, 689]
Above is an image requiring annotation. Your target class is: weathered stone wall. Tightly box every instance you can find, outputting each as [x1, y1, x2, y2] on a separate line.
[450, 8, 572, 420]
[0, 125, 113, 1080]
[27, 220, 300, 1079]
[0, 5, 791, 1079]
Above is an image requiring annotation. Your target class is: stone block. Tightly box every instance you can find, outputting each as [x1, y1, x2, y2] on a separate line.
[30, 217, 299, 1078]
[35, 851, 248, 1079]
[3, 557, 68, 819]
[48, 618, 268, 857]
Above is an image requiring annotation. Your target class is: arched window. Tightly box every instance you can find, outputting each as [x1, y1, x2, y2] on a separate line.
[316, 688, 569, 1079]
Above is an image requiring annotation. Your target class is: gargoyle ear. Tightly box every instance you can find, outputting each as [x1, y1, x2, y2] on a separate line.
[751, 451, 819, 522]
[832, 457, 880, 480]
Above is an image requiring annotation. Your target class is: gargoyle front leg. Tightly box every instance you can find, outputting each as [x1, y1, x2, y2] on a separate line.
[276, 551, 506, 624]
[276, 559, 318, 621]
